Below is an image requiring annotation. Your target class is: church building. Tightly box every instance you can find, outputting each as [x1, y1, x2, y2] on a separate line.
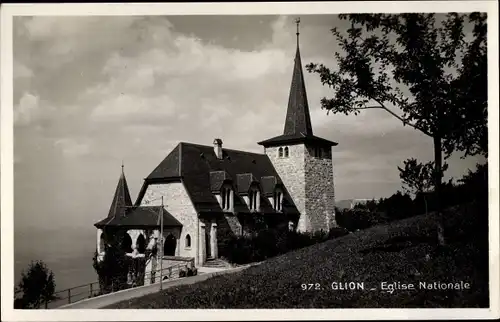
[94, 21, 338, 269]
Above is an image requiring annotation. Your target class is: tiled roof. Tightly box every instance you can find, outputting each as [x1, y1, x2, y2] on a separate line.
[284, 46, 313, 137]
[261, 176, 278, 197]
[147, 143, 181, 180]
[209, 170, 232, 192]
[106, 167, 133, 219]
[258, 133, 338, 147]
[257, 41, 338, 148]
[94, 206, 182, 228]
[236, 173, 258, 194]
[137, 142, 300, 216]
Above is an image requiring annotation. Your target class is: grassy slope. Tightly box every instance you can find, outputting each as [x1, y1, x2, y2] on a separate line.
[108, 202, 489, 308]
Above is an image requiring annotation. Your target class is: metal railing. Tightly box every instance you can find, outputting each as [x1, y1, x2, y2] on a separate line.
[14, 257, 196, 309]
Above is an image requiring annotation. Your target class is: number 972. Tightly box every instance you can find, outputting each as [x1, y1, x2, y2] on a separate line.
[301, 283, 321, 290]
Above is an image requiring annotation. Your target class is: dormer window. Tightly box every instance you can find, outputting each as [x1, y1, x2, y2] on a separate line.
[284, 147, 289, 158]
[248, 186, 260, 212]
[278, 147, 283, 158]
[273, 188, 283, 212]
[220, 184, 233, 211]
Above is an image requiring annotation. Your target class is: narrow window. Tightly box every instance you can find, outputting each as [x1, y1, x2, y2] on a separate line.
[185, 234, 191, 248]
[278, 147, 283, 158]
[284, 147, 289, 158]
[99, 234, 105, 254]
[221, 188, 227, 209]
[273, 191, 283, 211]
[220, 185, 232, 211]
[249, 188, 260, 212]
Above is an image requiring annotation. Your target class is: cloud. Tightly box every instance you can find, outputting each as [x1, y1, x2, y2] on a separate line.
[14, 92, 40, 126]
[54, 138, 91, 158]
[14, 60, 34, 79]
[90, 94, 177, 122]
[13, 14, 484, 233]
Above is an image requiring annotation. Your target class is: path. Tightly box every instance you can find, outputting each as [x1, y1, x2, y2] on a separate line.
[60, 264, 256, 309]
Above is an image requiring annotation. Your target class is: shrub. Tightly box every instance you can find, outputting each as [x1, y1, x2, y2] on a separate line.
[16, 260, 56, 309]
[327, 227, 350, 239]
[336, 208, 379, 232]
[93, 243, 130, 294]
[224, 226, 349, 265]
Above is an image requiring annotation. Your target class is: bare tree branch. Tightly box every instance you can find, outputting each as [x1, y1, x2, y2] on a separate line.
[354, 102, 433, 137]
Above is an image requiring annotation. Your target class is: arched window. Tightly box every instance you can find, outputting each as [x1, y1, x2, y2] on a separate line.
[220, 183, 233, 211]
[278, 147, 283, 158]
[249, 186, 260, 212]
[99, 234, 105, 253]
[273, 189, 283, 211]
[185, 234, 191, 248]
[284, 147, 289, 158]
[164, 234, 176, 256]
[136, 234, 146, 254]
[121, 232, 133, 253]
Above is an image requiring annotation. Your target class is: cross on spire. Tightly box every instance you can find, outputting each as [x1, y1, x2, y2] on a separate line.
[295, 17, 301, 47]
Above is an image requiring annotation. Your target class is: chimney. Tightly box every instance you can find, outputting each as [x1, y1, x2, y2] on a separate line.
[213, 138, 223, 159]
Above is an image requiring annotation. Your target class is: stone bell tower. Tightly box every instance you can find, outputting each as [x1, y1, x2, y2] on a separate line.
[258, 18, 338, 233]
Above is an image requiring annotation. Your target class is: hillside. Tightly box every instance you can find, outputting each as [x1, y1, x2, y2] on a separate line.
[107, 202, 489, 308]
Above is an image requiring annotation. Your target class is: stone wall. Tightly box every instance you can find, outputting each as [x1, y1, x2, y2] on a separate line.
[266, 143, 336, 233]
[139, 182, 199, 265]
[305, 146, 337, 232]
[145, 256, 195, 284]
[265, 144, 306, 217]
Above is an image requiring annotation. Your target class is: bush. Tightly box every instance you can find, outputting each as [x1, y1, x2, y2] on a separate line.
[93, 243, 130, 294]
[328, 227, 350, 239]
[336, 208, 384, 232]
[16, 260, 56, 309]
[224, 226, 349, 265]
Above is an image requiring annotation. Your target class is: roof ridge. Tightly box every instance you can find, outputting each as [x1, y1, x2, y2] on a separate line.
[178, 141, 266, 156]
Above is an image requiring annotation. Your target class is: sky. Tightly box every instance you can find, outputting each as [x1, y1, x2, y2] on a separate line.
[13, 14, 484, 234]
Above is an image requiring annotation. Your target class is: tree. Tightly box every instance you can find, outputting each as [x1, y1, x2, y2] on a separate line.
[398, 158, 449, 215]
[377, 190, 414, 221]
[93, 242, 131, 294]
[16, 261, 56, 309]
[307, 13, 487, 245]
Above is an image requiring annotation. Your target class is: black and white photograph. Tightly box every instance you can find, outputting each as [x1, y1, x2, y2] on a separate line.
[1, 1, 498, 320]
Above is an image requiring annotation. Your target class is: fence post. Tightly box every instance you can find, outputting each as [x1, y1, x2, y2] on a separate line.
[89, 283, 93, 298]
[68, 289, 71, 304]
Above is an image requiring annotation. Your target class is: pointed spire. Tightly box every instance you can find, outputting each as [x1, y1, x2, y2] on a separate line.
[283, 17, 313, 136]
[107, 164, 133, 218]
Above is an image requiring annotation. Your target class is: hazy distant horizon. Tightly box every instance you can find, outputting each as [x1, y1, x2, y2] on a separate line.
[14, 226, 97, 292]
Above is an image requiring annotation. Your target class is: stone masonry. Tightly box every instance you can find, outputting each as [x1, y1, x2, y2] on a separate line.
[139, 182, 200, 266]
[265, 144, 308, 230]
[266, 144, 336, 233]
[304, 146, 336, 231]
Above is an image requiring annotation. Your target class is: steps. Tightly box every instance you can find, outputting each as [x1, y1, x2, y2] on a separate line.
[203, 258, 232, 268]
